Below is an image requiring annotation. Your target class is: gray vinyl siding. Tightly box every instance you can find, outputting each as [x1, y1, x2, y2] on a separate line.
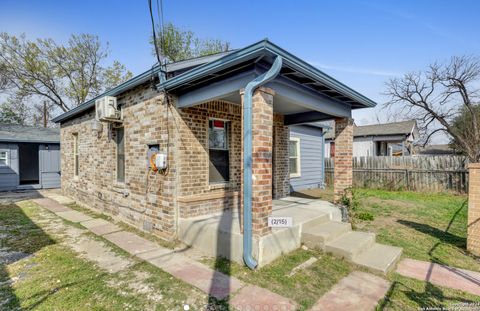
[0, 142, 60, 191]
[40, 144, 61, 189]
[0, 143, 19, 190]
[289, 125, 324, 192]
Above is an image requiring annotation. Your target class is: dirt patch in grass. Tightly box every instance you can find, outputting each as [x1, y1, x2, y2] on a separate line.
[292, 188, 334, 202]
[361, 196, 417, 210]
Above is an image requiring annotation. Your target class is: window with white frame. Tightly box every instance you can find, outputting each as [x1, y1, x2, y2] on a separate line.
[209, 119, 229, 183]
[289, 138, 301, 177]
[0, 151, 8, 166]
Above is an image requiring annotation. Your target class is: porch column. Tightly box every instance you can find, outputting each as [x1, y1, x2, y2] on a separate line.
[241, 87, 275, 237]
[333, 117, 353, 203]
[273, 114, 289, 199]
[468, 163, 480, 256]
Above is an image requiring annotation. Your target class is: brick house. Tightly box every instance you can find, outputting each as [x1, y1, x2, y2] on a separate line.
[53, 40, 375, 266]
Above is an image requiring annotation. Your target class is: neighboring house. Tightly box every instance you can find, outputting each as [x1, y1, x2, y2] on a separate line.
[289, 124, 326, 192]
[325, 120, 419, 158]
[52, 39, 375, 266]
[416, 144, 460, 156]
[0, 124, 60, 191]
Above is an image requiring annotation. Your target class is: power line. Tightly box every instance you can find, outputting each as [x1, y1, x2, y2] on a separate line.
[157, 0, 164, 33]
[148, 0, 164, 68]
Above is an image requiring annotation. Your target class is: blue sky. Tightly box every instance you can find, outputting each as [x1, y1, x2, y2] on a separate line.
[1, 0, 479, 132]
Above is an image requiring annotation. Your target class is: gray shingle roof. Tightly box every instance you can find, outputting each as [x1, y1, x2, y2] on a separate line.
[0, 124, 60, 143]
[417, 144, 459, 155]
[325, 120, 417, 139]
[53, 39, 377, 123]
[51, 51, 234, 123]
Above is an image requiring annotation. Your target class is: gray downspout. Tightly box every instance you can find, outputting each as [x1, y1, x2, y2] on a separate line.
[321, 129, 326, 189]
[243, 55, 283, 269]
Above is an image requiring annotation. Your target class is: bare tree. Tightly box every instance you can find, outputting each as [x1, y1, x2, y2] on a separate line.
[150, 22, 230, 63]
[0, 63, 8, 91]
[32, 101, 55, 128]
[0, 33, 132, 114]
[384, 55, 480, 161]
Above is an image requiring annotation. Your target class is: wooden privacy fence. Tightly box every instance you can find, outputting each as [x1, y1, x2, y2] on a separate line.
[325, 156, 469, 193]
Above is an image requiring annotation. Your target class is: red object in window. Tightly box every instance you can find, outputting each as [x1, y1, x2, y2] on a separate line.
[213, 120, 224, 128]
[330, 142, 335, 158]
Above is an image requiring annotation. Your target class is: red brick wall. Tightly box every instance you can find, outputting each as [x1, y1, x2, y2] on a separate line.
[251, 88, 274, 236]
[61, 85, 178, 239]
[175, 101, 242, 217]
[273, 114, 290, 199]
[60, 83, 290, 239]
[333, 117, 353, 202]
[177, 101, 242, 196]
[468, 163, 480, 256]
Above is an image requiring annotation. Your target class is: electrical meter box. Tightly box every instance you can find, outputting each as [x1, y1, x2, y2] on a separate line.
[147, 144, 159, 169]
[155, 153, 167, 170]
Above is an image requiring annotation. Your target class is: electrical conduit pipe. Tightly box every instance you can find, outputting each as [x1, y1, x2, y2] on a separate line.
[243, 56, 283, 269]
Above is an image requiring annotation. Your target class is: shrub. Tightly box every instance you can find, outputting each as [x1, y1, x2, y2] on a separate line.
[357, 212, 374, 221]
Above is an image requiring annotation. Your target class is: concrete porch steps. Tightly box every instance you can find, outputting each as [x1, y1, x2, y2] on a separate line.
[325, 231, 376, 261]
[302, 221, 351, 248]
[354, 243, 403, 274]
[302, 221, 402, 274]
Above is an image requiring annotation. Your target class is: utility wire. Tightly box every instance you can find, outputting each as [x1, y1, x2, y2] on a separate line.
[148, 0, 165, 70]
[157, 0, 164, 34]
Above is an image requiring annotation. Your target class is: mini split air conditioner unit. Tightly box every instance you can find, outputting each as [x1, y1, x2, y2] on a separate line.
[95, 96, 121, 121]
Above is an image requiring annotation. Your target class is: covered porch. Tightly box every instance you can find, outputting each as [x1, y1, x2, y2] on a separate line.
[162, 40, 375, 266]
[178, 196, 342, 266]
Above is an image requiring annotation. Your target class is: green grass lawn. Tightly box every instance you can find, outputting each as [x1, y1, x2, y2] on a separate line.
[0, 201, 210, 310]
[294, 188, 480, 310]
[2, 189, 480, 311]
[352, 189, 479, 272]
[377, 274, 480, 310]
[203, 248, 354, 311]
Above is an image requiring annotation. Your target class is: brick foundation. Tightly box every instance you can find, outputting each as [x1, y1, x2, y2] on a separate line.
[468, 163, 480, 256]
[333, 117, 353, 203]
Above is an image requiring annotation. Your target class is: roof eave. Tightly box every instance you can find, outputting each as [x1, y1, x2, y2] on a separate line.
[52, 66, 162, 123]
[53, 39, 377, 123]
[262, 41, 377, 108]
[160, 39, 377, 108]
[0, 139, 60, 144]
[159, 39, 269, 91]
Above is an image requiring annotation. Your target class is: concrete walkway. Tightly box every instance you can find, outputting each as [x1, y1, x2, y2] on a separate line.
[32, 197, 298, 310]
[396, 258, 480, 296]
[308, 271, 390, 311]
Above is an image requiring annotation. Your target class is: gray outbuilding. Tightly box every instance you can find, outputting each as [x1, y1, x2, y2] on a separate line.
[0, 124, 60, 191]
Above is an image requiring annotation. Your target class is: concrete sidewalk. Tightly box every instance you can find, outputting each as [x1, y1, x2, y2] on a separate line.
[32, 197, 298, 310]
[308, 271, 390, 311]
[396, 258, 480, 296]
